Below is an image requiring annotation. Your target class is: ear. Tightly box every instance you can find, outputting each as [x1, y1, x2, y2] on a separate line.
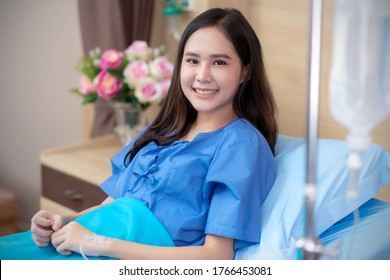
[240, 64, 250, 83]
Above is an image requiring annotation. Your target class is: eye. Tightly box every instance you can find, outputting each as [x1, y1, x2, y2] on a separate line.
[185, 58, 198, 64]
[213, 60, 226, 66]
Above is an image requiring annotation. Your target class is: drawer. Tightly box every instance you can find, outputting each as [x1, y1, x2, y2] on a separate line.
[41, 165, 107, 212]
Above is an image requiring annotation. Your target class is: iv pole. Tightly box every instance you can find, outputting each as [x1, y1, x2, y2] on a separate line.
[297, 0, 339, 260]
[297, 0, 325, 260]
[298, 0, 389, 260]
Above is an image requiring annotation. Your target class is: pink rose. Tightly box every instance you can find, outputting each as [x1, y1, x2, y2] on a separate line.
[150, 57, 174, 80]
[78, 75, 96, 94]
[94, 70, 122, 100]
[99, 49, 123, 70]
[134, 78, 163, 104]
[125, 41, 149, 59]
[159, 79, 171, 97]
[123, 60, 150, 85]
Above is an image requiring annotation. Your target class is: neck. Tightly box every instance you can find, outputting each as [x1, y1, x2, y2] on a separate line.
[183, 111, 237, 141]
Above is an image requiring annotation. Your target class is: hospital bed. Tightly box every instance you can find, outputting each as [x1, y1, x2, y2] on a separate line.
[235, 135, 390, 260]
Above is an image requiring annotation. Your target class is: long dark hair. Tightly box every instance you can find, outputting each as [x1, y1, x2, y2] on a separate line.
[125, 8, 278, 164]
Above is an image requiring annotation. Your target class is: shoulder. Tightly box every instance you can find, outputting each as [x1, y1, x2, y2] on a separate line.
[219, 118, 268, 149]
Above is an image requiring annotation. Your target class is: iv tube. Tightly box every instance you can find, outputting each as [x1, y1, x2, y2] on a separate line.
[329, 0, 390, 199]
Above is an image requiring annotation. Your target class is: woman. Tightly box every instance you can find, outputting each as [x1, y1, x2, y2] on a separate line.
[30, 7, 278, 260]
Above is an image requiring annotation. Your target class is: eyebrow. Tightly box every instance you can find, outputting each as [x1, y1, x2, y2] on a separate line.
[184, 52, 232, 59]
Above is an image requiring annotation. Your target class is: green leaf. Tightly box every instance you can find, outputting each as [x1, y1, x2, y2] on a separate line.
[70, 88, 82, 95]
[107, 68, 124, 80]
[140, 102, 150, 111]
[82, 93, 99, 105]
[129, 94, 141, 108]
[115, 86, 130, 103]
[76, 57, 99, 80]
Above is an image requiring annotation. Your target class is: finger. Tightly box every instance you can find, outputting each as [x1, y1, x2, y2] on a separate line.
[51, 227, 63, 240]
[31, 211, 55, 228]
[51, 214, 63, 231]
[32, 233, 51, 247]
[32, 234, 51, 244]
[59, 249, 72, 256]
[51, 228, 67, 248]
[51, 233, 61, 248]
[31, 224, 53, 237]
[31, 210, 54, 221]
[33, 240, 51, 247]
[53, 238, 73, 256]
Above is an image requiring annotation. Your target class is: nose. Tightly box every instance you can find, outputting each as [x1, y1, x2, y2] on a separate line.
[196, 63, 211, 83]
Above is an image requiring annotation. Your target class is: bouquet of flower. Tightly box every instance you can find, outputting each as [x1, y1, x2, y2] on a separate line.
[71, 40, 174, 110]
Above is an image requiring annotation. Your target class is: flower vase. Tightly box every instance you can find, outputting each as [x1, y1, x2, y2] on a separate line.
[111, 102, 147, 146]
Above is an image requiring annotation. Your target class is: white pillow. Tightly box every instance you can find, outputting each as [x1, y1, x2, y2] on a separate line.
[235, 135, 390, 259]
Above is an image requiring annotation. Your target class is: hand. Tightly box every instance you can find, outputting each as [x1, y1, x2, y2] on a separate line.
[31, 210, 63, 247]
[51, 221, 107, 257]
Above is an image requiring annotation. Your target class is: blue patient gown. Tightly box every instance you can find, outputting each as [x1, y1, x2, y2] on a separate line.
[100, 118, 276, 250]
[0, 118, 276, 259]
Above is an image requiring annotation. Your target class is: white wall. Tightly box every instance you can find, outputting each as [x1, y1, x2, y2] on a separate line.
[0, 0, 84, 229]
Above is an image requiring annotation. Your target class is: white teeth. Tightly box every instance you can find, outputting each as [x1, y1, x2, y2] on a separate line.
[195, 88, 217, 95]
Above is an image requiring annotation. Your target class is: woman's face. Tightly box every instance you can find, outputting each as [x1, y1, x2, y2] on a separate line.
[180, 27, 247, 120]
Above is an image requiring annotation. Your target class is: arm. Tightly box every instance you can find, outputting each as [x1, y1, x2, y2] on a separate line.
[51, 221, 234, 260]
[105, 234, 234, 260]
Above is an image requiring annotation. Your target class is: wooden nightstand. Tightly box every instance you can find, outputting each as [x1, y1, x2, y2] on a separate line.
[39, 134, 122, 215]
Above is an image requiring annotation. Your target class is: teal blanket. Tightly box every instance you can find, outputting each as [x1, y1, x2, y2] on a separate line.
[0, 198, 174, 260]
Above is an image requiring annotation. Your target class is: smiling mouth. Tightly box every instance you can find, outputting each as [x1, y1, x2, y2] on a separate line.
[193, 87, 219, 95]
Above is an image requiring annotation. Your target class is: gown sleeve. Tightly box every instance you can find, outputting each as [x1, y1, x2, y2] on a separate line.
[204, 127, 277, 251]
